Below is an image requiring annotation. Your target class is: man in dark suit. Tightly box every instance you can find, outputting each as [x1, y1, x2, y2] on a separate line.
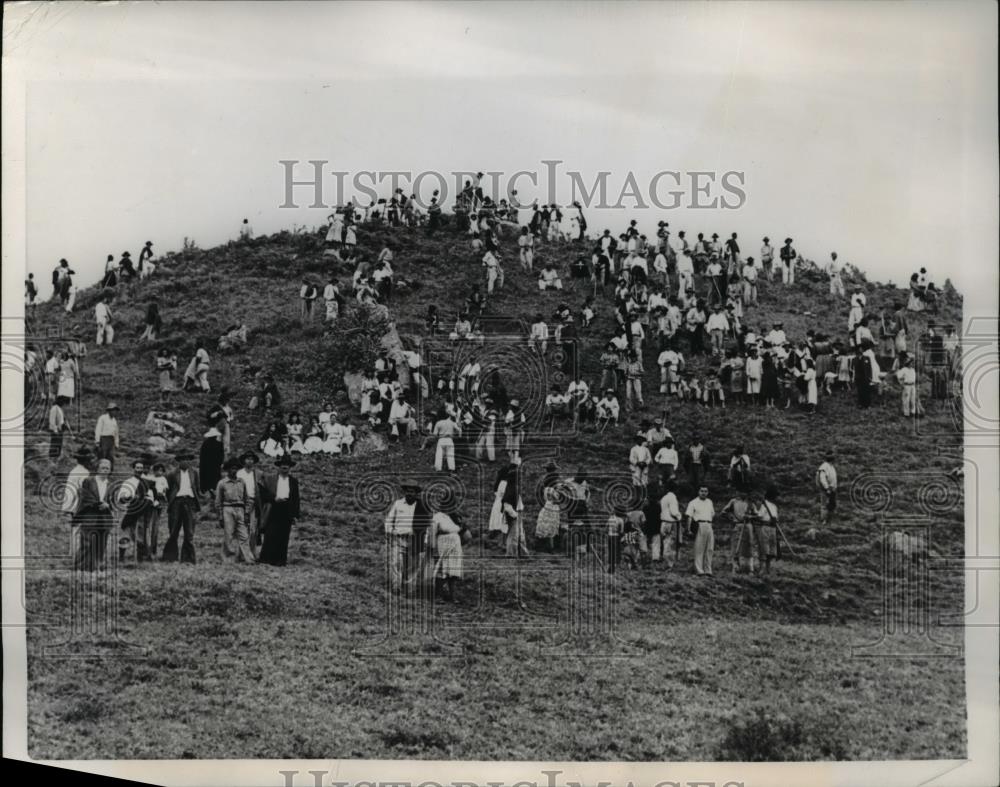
[118, 459, 152, 563]
[258, 455, 301, 566]
[73, 458, 114, 572]
[161, 452, 201, 563]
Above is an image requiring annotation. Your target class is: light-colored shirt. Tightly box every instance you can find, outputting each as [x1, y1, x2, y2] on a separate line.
[95, 302, 111, 323]
[433, 418, 460, 438]
[63, 464, 89, 513]
[275, 475, 291, 501]
[817, 462, 838, 490]
[654, 447, 678, 466]
[659, 492, 680, 521]
[94, 413, 119, 445]
[176, 469, 195, 498]
[236, 468, 258, 499]
[685, 497, 715, 523]
[385, 499, 418, 535]
[216, 477, 247, 507]
[629, 445, 652, 466]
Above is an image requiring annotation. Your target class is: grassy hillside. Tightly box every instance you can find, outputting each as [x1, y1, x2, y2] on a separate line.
[22, 218, 966, 760]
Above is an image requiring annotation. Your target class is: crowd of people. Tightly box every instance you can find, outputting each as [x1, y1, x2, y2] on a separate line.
[31, 189, 960, 600]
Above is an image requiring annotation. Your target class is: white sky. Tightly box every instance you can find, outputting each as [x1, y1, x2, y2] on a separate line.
[3, 0, 997, 294]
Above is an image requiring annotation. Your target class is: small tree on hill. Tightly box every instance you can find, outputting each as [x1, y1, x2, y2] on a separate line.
[305, 303, 391, 390]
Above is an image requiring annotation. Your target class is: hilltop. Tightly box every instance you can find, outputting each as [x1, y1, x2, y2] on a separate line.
[23, 217, 966, 761]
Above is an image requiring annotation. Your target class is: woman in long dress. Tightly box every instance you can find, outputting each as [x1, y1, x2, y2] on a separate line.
[427, 509, 465, 601]
[359, 372, 378, 417]
[286, 413, 305, 453]
[535, 485, 562, 552]
[57, 352, 78, 402]
[199, 421, 225, 494]
[302, 418, 324, 454]
[156, 349, 177, 404]
[259, 422, 286, 458]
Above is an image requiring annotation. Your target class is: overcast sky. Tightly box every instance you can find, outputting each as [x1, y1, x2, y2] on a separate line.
[3, 1, 997, 295]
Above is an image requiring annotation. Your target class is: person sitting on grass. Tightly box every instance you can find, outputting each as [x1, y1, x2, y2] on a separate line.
[538, 261, 563, 291]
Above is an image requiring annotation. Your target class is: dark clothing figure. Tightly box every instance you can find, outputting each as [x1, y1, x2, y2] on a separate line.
[73, 476, 113, 572]
[259, 473, 301, 566]
[199, 434, 225, 493]
[162, 467, 200, 563]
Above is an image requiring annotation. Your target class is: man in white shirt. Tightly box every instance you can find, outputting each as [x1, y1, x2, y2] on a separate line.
[94, 295, 114, 345]
[538, 262, 563, 291]
[529, 316, 549, 355]
[706, 305, 730, 356]
[596, 390, 620, 427]
[765, 322, 787, 347]
[653, 437, 679, 484]
[94, 403, 120, 465]
[63, 447, 93, 519]
[828, 252, 845, 298]
[760, 236, 774, 280]
[676, 250, 695, 294]
[659, 482, 682, 567]
[236, 451, 264, 555]
[815, 454, 839, 529]
[895, 356, 921, 417]
[388, 394, 416, 440]
[629, 433, 652, 488]
[657, 346, 684, 395]
[745, 347, 763, 404]
[742, 258, 759, 306]
[483, 250, 501, 294]
[685, 486, 716, 576]
[384, 483, 430, 593]
[432, 412, 461, 471]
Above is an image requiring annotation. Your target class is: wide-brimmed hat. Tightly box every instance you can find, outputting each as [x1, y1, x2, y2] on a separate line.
[224, 457, 241, 470]
[107, 402, 120, 411]
[784, 237, 793, 243]
[174, 451, 195, 461]
[239, 451, 259, 464]
[275, 455, 296, 468]
[401, 481, 422, 493]
[73, 446, 95, 462]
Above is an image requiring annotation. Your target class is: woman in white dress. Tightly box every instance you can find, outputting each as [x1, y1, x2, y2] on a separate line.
[322, 418, 344, 455]
[286, 413, 305, 453]
[359, 373, 378, 417]
[488, 462, 526, 556]
[259, 422, 286, 458]
[56, 352, 78, 402]
[427, 509, 465, 601]
[302, 417, 325, 454]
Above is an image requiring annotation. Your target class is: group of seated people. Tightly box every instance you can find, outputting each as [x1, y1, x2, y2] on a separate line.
[257, 407, 357, 458]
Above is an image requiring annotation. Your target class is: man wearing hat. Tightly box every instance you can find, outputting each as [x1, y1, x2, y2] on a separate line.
[62, 446, 94, 524]
[237, 451, 265, 555]
[94, 403, 120, 465]
[216, 457, 255, 564]
[162, 451, 201, 563]
[760, 237, 774, 281]
[383, 481, 431, 592]
[645, 417, 671, 454]
[73, 458, 115, 572]
[629, 432, 652, 489]
[118, 458, 154, 563]
[259, 455, 301, 566]
[779, 238, 796, 285]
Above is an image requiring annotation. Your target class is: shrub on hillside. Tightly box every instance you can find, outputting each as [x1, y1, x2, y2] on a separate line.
[270, 303, 391, 387]
[716, 707, 848, 761]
